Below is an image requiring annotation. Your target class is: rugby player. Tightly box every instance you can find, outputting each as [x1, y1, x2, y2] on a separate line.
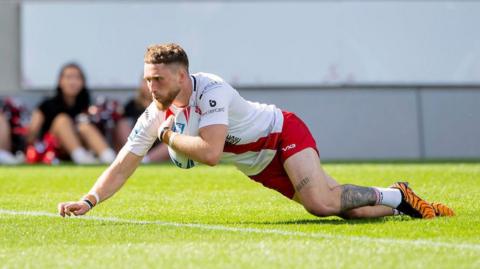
[58, 43, 454, 219]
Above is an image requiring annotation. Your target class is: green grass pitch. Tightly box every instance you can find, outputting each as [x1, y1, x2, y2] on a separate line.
[1, 163, 479, 268]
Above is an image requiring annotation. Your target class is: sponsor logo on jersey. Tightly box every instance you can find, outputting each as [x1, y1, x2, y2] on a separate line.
[202, 107, 225, 115]
[209, 99, 217, 107]
[225, 134, 241, 145]
[282, 144, 296, 152]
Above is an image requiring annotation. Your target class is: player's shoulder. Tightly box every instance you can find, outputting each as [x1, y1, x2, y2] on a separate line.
[138, 102, 164, 125]
[194, 72, 225, 84]
[193, 72, 236, 100]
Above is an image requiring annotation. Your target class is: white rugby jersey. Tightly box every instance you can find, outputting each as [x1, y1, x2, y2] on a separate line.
[125, 72, 284, 176]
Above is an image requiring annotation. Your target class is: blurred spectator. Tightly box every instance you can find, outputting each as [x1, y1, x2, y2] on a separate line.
[0, 111, 22, 165]
[0, 97, 28, 165]
[88, 96, 123, 146]
[114, 79, 168, 163]
[26, 63, 116, 164]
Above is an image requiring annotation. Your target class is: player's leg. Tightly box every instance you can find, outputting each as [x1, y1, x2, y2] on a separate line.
[280, 111, 435, 219]
[284, 148, 388, 217]
[77, 122, 115, 163]
[284, 148, 435, 219]
[322, 172, 395, 219]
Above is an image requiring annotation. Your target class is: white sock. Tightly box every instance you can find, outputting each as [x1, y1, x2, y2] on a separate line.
[373, 187, 402, 208]
[393, 209, 404, 216]
[0, 149, 20, 165]
[99, 148, 116, 164]
[71, 148, 98, 164]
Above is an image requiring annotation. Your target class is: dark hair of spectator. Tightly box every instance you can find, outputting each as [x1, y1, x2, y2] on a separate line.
[54, 62, 90, 110]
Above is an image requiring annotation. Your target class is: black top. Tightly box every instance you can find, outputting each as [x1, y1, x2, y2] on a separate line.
[123, 99, 145, 120]
[38, 96, 89, 138]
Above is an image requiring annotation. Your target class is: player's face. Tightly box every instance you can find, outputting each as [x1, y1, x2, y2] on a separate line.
[144, 63, 181, 111]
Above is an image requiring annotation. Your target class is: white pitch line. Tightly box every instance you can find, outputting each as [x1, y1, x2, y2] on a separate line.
[1, 209, 479, 251]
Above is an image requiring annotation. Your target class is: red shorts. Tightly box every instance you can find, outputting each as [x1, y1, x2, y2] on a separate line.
[249, 111, 319, 199]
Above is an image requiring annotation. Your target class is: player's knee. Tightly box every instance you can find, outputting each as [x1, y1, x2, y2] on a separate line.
[303, 199, 337, 217]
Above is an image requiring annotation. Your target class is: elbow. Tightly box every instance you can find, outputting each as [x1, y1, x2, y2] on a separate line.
[203, 151, 222, 167]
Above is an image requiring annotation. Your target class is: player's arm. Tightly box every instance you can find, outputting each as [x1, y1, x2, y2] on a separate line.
[88, 148, 142, 203]
[159, 82, 232, 166]
[58, 147, 142, 217]
[58, 103, 161, 217]
[162, 123, 227, 166]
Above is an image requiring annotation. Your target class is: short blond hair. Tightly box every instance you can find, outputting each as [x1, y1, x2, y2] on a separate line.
[144, 43, 189, 71]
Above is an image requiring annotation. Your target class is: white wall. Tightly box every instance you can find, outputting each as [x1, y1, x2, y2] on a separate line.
[21, 1, 480, 89]
[241, 87, 480, 160]
[241, 88, 421, 160]
[421, 89, 480, 158]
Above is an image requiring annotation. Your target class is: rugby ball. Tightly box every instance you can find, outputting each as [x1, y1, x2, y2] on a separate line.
[167, 106, 200, 169]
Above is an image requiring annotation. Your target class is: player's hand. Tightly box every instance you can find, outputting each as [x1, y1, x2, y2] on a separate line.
[58, 201, 90, 217]
[158, 115, 175, 142]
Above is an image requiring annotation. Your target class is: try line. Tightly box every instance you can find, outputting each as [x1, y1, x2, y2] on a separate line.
[1, 208, 479, 251]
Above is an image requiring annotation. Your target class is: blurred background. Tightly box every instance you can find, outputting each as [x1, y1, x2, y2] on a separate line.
[0, 0, 479, 162]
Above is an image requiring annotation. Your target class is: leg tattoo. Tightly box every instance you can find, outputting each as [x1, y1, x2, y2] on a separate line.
[294, 177, 311, 192]
[340, 184, 378, 212]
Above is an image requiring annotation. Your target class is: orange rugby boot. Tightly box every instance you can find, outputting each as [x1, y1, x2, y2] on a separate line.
[430, 202, 455, 217]
[391, 182, 436, 219]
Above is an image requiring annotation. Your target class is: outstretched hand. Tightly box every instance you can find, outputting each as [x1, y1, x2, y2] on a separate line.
[58, 201, 90, 217]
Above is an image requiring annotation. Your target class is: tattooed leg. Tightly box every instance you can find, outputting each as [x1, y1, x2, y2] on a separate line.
[341, 205, 396, 219]
[294, 177, 311, 193]
[284, 148, 396, 218]
[339, 184, 379, 212]
[324, 174, 397, 218]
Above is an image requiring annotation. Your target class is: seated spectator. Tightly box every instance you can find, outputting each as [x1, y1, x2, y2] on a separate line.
[0, 97, 28, 165]
[0, 111, 21, 165]
[26, 63, 116, 164]
[114, 79, 168, 163]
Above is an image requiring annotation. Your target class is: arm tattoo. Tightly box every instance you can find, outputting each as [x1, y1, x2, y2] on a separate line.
[294, 177, 311, 192]
[340, 184, 378, 212]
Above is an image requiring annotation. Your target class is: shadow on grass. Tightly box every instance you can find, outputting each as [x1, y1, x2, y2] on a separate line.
[229, 216, 412, 226]
[63, 218, 408, 228]
[59, 216, 410, 227]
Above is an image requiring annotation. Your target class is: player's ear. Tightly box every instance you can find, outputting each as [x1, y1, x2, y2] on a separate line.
[179, 66, 188, 81]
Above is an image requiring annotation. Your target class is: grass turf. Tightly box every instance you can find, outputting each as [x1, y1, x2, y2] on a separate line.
[0, 163, 479, 268]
